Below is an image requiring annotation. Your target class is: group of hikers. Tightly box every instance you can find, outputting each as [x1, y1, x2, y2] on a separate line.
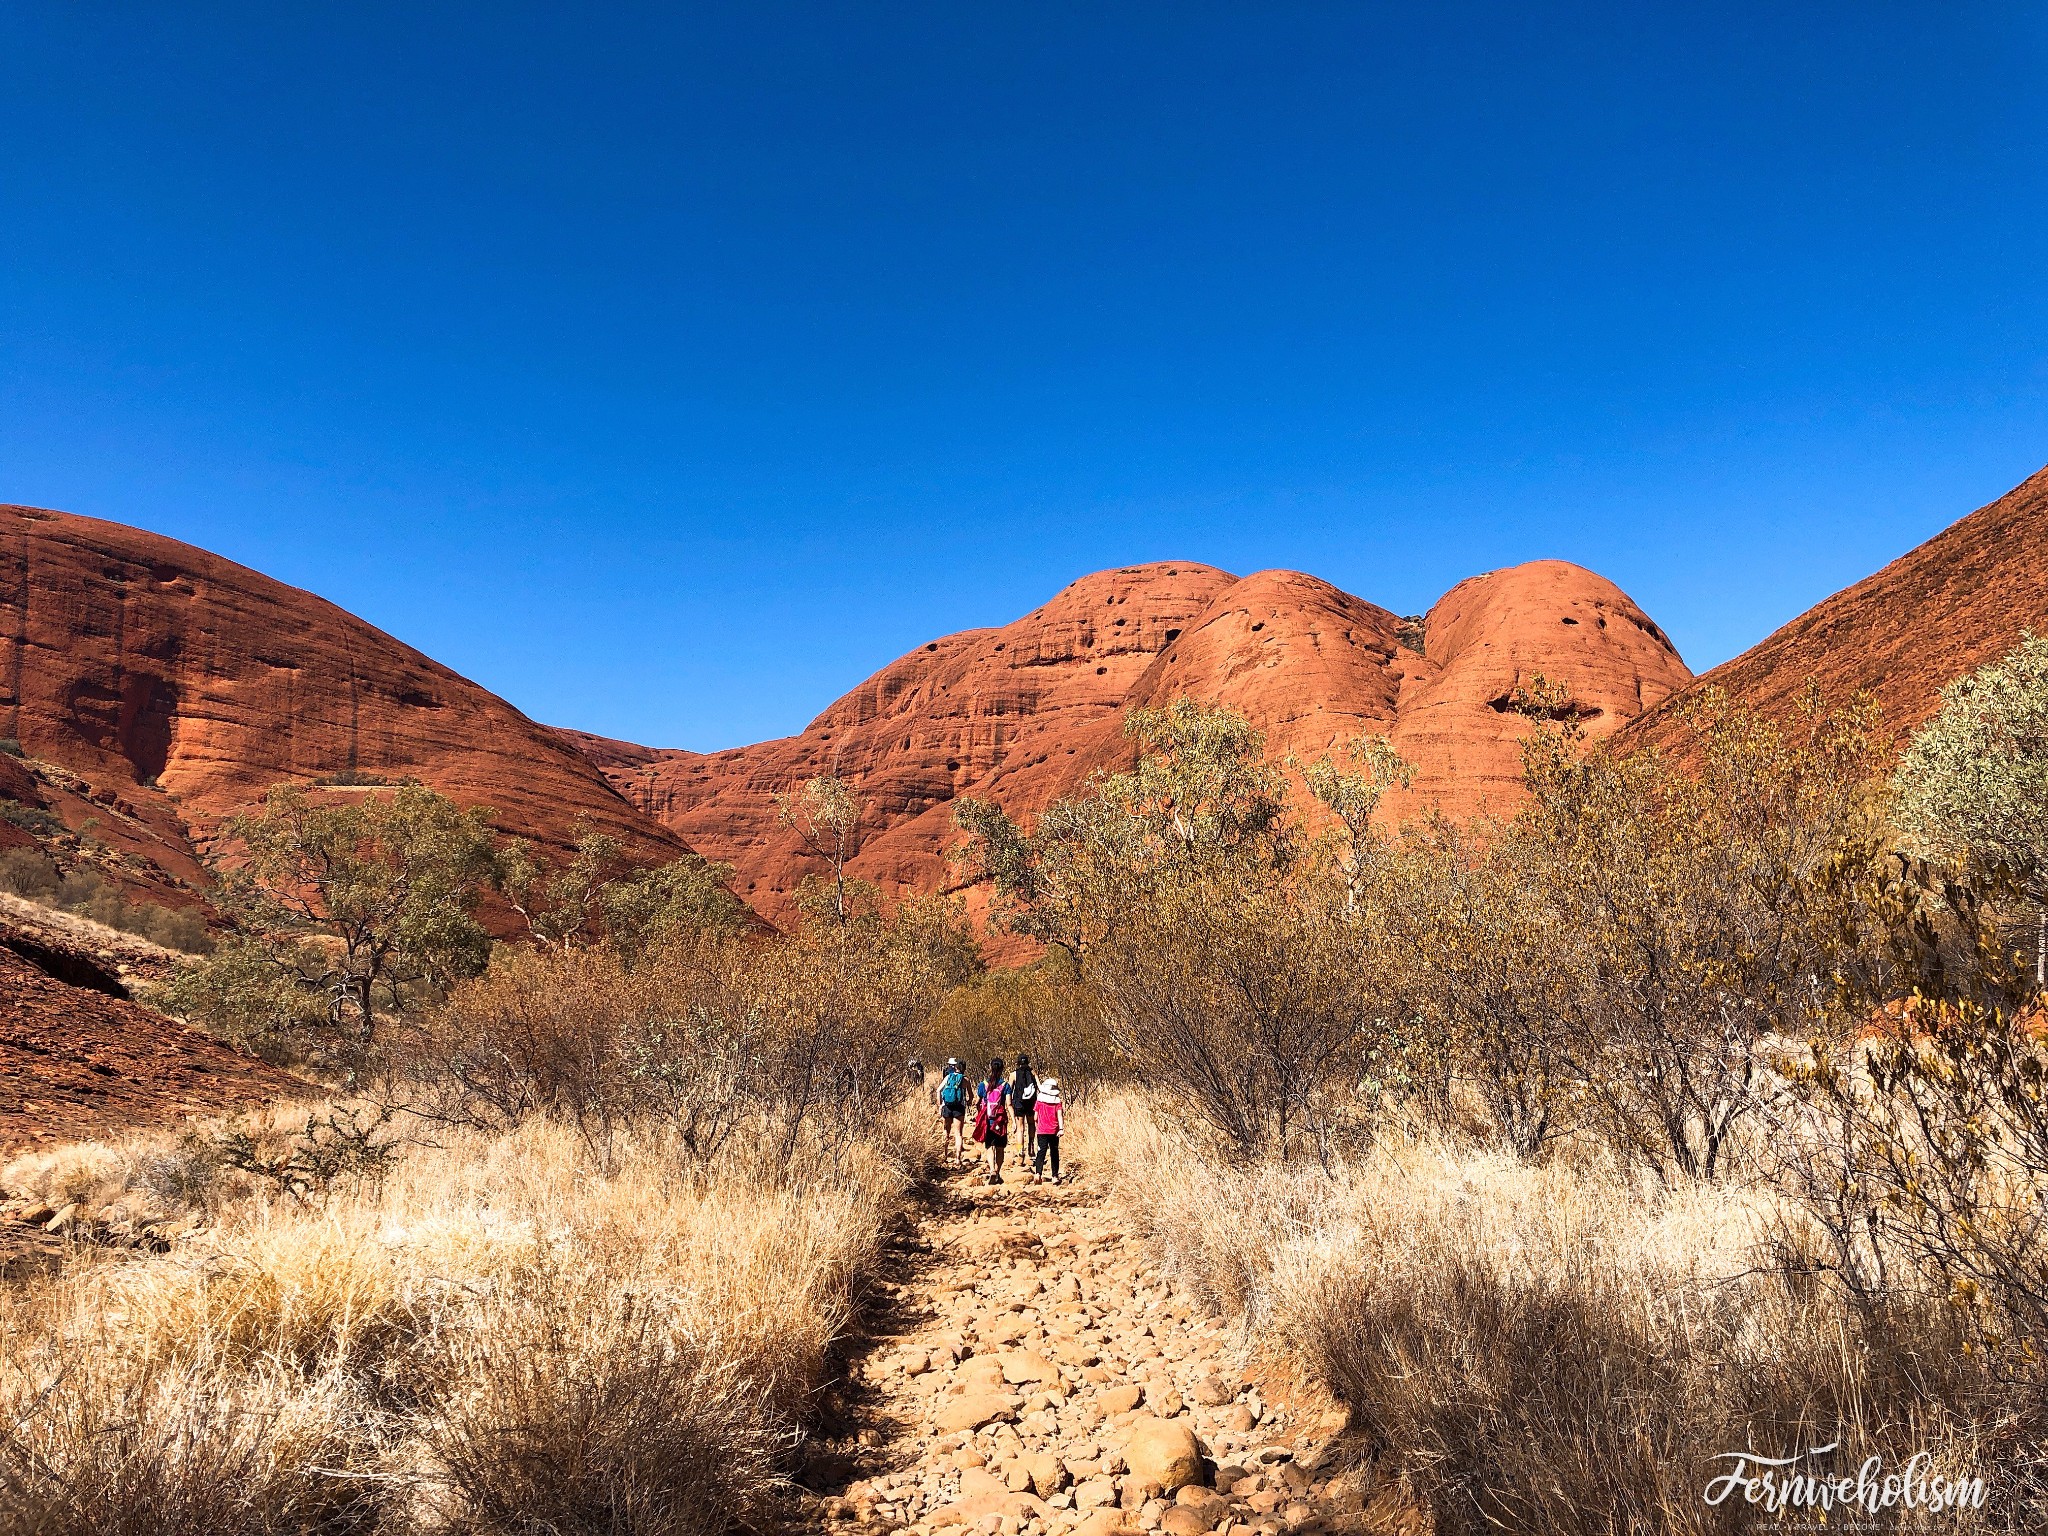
[929, 1053, 1065, 1186]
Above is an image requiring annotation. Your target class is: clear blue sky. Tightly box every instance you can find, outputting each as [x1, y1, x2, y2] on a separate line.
[4, 5, 2045, 750]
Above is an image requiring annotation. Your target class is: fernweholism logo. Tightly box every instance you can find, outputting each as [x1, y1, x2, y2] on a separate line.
[1704, 1443, 1985, 1519]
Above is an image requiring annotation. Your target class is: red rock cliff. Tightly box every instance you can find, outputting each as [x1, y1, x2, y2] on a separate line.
[570, 559, 1691, 926]
[1625, 464, 2048, 752]
[0, 503, 690, 897]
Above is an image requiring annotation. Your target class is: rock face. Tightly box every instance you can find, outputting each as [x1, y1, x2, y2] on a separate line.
[0, 924, 308, 1156]
[1626, 464, 2048, 753]
[0, 503, 690, 903]
[560, 562, 1246, 917]
[568, 559, 1691, 927]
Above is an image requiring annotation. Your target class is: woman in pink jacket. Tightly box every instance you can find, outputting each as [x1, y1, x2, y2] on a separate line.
[1030, 1076, 1065, 1185]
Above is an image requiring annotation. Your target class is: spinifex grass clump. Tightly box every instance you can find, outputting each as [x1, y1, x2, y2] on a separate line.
[1, 1104, 919, 1535]
[1087, 1097, 2011, 1535]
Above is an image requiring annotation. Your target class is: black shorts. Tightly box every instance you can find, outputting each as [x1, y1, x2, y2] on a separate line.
[942, 1104, 965, 1122]
[984, 1132, 1008, 1148]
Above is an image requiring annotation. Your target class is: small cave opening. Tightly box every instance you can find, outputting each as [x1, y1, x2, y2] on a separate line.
[1485, 691, 1604, 723]
[2, 935, 129, 999]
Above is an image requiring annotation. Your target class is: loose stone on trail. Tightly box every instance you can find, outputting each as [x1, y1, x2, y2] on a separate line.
[791, 1162, 1412, 1536]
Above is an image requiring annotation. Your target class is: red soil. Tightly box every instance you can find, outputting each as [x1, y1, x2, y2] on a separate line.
[0, 940, 308, 1160]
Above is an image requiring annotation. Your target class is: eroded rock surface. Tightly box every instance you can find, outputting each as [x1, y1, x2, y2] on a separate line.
[0, 502, 690, 904]
[1627, 462, 2048, 753]
[568, 560, 1690, 930]
[0, 938, 307, 1158]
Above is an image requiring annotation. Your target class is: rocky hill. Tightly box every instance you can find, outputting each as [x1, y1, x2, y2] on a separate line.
[0, 907, 306, 1159]
[565, 558, 1692, 923]
[0, 503, 691, 910]
[1625, 463, 2048, 750]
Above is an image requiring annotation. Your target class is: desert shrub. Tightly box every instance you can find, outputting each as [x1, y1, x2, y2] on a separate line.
[959, 702, 1403, 1155]
[139, 903, 210, 952]
[410, 940, 756, 1160]
[1088, 862, 1390, 1157]
[1773, 1002, 2048, 1390]
[0, 737, 22, 756]
[0, 1357, 382, 1536]
[202, 781, 499, 1054]
[0, 801, 62, 836]
[1507, 692, 1884, 1187]
[1, 1107, 909, 1535]
[59, 871, 214, 954]
[499, 825, 749, 957]
[1892, 632, 2048, 985]
[422, 1270, 782, 1536]
[132, 1133, 230, 1213]
[925, 951, 1117, 1093]
[1286, 1165, 2004, 1534]
[314, 769, 393, 787]
[0, 846, 59, 899]
[0, 856, 212, 952]
[1376, 820, 1575, 1153]
[414, 885, 972, 1167]
[149, 934, 329, 1063]
[216, 1103, 401, 1206]
[0, 1142, 131, 1211]
[1093, 1096, 2025, 1534]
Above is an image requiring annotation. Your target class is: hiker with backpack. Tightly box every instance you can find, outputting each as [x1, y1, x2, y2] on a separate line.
[974, 1056, 1015, 1186]
[1012, 1054, 1040, 1162]
[936, 1057, 971, 1167]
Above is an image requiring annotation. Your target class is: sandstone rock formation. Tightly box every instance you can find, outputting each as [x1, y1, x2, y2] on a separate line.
[0, 498, 1708, 946]
[0, 503, 690, 906]
[568, 559, 1691, 927]
[559, 562, 1246, 916]
[1626, 463, 2048, 753]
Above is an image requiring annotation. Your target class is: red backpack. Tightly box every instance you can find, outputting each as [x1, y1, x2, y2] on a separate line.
[984, 1084, 1010, 1138]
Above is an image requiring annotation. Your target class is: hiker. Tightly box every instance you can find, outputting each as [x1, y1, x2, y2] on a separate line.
[1031, 1075, 1065, 1184]
[975, 1056, 1014, 1185]
[1012, 1053, 1040, 1162]
[936, 1057, 970, 1167]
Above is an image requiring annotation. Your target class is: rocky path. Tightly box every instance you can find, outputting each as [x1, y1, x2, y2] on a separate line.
[797, 1159, 1413, 1536]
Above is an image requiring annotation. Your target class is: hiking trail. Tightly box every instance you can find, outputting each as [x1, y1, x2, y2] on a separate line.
[794, 1159, 1416, 1536]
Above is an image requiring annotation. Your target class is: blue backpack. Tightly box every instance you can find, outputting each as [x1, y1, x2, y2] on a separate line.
[940, 1070, 966, 1108]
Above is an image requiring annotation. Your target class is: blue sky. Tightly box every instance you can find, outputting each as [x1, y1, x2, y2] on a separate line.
[4, 4, 2045, 750]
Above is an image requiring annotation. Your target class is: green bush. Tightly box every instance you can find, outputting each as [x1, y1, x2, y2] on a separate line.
[0, 801, 62, 837]
[0, 847, 61, 900]
[0, 859, 214, 954]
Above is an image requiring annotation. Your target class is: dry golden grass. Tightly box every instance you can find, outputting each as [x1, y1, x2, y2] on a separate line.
[1085, 1094, 2031, 1535]
[1, 1101, 924, 1535]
